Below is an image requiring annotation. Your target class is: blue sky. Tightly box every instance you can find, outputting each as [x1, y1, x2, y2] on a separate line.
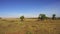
[0, 0, 60, 18]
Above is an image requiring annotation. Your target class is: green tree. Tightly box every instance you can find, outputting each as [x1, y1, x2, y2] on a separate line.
[20, 16, 24, 21]
[52, 14, 56, 20]
[38, 14, 46, 20]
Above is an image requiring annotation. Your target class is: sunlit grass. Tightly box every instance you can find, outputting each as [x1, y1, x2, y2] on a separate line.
[0, 18, 60, 34]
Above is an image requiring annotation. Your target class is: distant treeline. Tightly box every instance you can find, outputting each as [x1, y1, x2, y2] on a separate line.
[0, 14, 60, 21]
[25, 17, 60, 19]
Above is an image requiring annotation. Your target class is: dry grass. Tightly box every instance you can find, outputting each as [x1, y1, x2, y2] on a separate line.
[0, 18, 60, 34]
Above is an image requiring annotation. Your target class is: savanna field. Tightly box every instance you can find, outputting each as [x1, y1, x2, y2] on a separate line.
[0, 18, 60, 34]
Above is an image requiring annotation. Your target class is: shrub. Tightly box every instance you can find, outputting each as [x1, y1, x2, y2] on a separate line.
[52, 14, 56, 20]
[26, 31, 32, 34]
[38, 14, 46, 20]
[20, 16, 24, 21]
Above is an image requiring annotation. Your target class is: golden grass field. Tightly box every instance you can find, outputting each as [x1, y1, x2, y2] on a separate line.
[0, 18, 60, 34]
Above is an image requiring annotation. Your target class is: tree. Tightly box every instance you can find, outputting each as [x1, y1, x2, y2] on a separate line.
[20, 16, 24, 21]
[52, 14, 56, 20]
[38, 14, 46, 20]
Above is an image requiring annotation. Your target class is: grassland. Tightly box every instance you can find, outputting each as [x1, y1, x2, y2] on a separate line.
[0, 18, 60, 34]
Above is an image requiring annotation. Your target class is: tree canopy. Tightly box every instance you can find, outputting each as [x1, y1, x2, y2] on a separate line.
[20, 16, 24, 21]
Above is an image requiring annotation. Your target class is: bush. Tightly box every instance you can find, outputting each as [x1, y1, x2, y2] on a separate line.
[20, 16, 24, 21]
[52, 14, 56, 20]
[38, 14, 46, 20]
[26, 31, 32, 34]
